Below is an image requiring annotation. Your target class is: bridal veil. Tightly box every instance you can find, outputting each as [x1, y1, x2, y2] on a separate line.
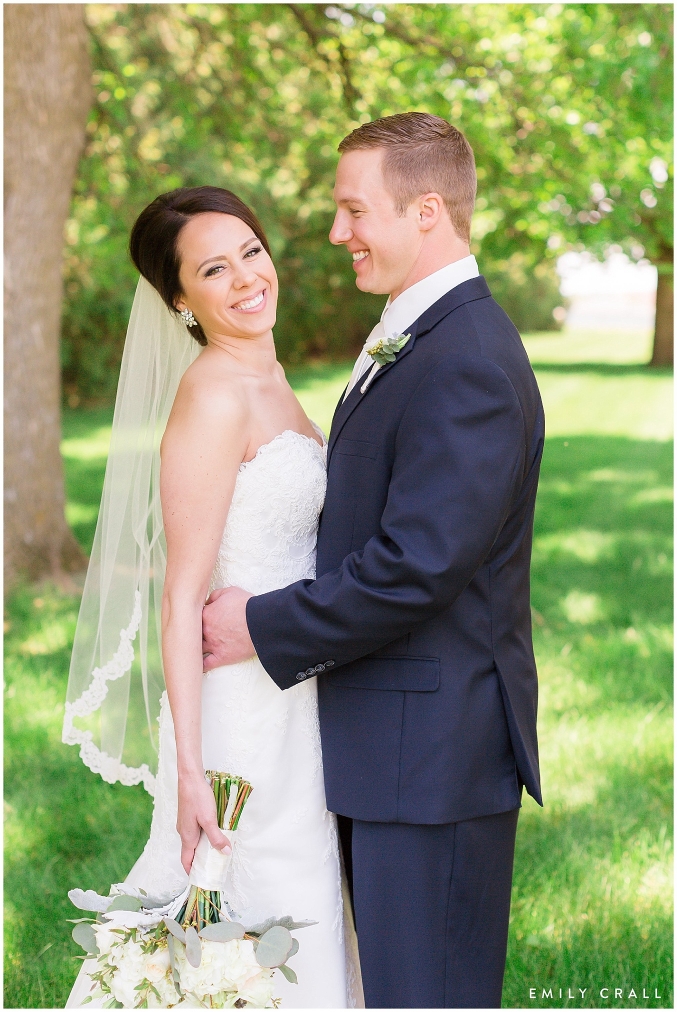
[62, 277, 199, 794]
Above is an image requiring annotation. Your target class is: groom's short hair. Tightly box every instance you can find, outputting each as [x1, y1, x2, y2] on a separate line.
[338, 112, 476, 243]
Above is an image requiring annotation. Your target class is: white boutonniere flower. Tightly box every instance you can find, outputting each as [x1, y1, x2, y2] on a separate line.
[365, 331, 412, 366]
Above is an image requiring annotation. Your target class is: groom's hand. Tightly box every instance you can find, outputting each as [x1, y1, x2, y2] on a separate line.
[202, 586, 255, 671]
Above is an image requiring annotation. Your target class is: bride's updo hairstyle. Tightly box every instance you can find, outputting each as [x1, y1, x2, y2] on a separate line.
[130, 186, 272, 346]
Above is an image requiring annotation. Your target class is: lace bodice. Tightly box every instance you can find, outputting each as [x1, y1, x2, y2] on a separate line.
[209, 429, 327, 596]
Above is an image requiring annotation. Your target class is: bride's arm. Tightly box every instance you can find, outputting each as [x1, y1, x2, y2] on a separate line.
[160, 369, 249, 873]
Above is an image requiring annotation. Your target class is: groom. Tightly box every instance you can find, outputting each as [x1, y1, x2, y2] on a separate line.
[202, 112, 544, 1009]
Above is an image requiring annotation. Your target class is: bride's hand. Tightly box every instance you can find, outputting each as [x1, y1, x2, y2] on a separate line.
[177, 772, 231, 874]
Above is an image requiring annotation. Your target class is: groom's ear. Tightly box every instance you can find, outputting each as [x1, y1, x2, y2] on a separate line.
[414, 192, 446, 232]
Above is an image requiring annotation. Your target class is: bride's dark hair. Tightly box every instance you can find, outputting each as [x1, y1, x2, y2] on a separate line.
[130, 186, 272, 347]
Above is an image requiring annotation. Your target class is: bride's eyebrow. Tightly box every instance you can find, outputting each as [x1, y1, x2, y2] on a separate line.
[197, 236, 259, 273]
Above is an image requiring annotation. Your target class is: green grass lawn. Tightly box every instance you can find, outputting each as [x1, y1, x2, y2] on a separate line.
[4, 329, 672, 1008]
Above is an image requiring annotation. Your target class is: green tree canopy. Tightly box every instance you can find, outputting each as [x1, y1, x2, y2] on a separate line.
[63, 3, 673, 403]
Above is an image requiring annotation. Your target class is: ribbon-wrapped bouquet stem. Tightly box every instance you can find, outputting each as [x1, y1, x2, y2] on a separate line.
[69, 772, 315, 1008]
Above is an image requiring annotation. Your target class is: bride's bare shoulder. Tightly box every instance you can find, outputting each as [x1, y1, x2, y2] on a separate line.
[163, 350, 249, 447]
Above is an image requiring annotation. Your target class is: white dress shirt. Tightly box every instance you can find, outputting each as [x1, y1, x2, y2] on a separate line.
[343, 255, 480, 401]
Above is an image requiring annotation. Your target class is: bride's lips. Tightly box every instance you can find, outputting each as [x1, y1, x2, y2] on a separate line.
[230, 288, 268, 313]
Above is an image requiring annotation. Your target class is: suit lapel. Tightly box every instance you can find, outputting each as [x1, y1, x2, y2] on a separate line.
[327, 320, 420, 461]
[327, 276, 492, 462]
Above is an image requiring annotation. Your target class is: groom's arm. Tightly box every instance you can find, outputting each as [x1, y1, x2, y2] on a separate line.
[247, 354, 527, 690]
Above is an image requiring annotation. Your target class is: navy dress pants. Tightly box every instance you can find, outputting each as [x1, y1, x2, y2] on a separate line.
[339, 807, 520, 1009]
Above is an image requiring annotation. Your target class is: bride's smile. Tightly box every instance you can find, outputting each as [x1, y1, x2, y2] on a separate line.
[231, 288, 266, 312]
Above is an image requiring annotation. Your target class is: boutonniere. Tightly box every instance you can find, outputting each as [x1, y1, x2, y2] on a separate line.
[365, 331, 412, 366]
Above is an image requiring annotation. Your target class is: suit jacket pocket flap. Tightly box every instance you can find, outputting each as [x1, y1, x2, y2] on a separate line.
[334, 438, 378, 459]
[328, 656, 440, 691]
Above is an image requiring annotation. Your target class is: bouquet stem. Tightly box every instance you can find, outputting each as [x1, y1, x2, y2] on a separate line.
[177, 771, 253, 929]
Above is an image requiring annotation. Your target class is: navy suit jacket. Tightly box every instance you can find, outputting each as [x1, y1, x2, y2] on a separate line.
[247, 276, 544, 824]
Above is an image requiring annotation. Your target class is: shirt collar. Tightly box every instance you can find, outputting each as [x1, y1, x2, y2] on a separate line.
[381, 255, 480, 338]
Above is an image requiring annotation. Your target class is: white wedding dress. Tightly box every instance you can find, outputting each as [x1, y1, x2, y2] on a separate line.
[67, 429, 362, 1009]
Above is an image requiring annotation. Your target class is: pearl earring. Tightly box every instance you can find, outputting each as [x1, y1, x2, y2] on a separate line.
[180, 308, 197, 327]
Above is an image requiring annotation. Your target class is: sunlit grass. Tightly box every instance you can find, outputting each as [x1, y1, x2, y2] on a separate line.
[5, 329, 672, 1008]
[522, 327, 653, 365]
[4, 583, 154, 1009]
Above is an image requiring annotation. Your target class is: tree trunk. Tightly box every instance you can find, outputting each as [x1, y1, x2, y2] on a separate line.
[4, 5, 92, 587]
[649, 265, 674, 368]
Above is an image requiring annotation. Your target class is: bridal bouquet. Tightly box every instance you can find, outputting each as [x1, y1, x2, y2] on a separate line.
[69, 771, 314, 1008]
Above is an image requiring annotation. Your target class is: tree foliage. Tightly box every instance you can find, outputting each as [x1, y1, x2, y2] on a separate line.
[63, 3, 673, 403]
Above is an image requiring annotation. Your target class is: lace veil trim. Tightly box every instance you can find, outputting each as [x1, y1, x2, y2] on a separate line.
[62, 590, 157, 795]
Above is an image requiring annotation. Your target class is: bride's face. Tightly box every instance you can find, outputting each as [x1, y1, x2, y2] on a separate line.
[175, 212, 278, 341]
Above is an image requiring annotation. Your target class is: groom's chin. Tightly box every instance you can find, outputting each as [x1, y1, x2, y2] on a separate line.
[354, 275, 389, 296]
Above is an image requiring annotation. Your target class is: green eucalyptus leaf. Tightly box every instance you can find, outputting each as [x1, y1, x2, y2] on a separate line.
[106, 894, 142, 912]
[278, 963, 298, 984]
[81, 997, 93, 1005]
[163, 917, 186, 943]
[287, 938, 299, 960]
[255, 925, 293, 968]
[167, 935, 182, 989]
[72, 922, 99, 955]
[199, 921, 245, 941]
[185, 926, 202, 968]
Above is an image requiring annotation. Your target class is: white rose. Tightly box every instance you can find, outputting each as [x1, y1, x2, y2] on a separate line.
[110, 937, 145, 973]
[220, 938, 261, 989]
[239, 968, 276, 1008]
[143, 946, 171, 982]
[177, 938, 260, 996]
[110, 968, 140, 1008]
[109, 938, 147, 1007]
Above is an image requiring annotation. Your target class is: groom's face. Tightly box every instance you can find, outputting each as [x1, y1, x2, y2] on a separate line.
[330, 148, 424, 299]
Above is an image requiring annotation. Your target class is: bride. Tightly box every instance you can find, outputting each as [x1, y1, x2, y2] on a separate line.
[63, 186, 360, 1008]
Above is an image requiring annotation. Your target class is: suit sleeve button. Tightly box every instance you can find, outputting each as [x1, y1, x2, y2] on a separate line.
[314, 663, 325, 673]
[296, 672, 306, 681]
[305, 667, 315, 676]
[324, 659, 335, 668]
